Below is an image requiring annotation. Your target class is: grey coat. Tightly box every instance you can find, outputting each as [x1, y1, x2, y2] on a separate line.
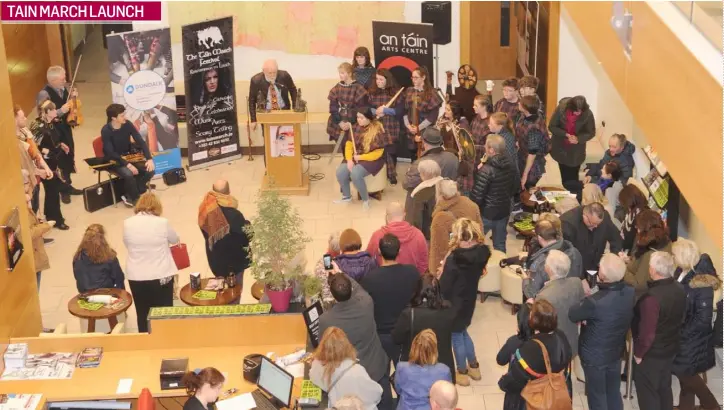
[548, 98, 596, 167]
[537, 277, 586, 356]
[318, 277, 389, 382]
[523, 239, 583, 299]
[403, 147, 458, 211]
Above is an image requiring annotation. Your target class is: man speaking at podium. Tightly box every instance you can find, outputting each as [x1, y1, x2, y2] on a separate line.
[248, 59, 298, 130]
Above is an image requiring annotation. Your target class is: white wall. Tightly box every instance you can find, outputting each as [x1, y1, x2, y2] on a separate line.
[134, 1, 460, 86]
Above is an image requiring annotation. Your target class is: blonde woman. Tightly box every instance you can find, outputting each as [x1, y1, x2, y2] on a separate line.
[438, 218, 491, 385]
[326, 62, 368, 143]
[395, 329, 452, 410]
[310, 327, 382, 410]
[123, 192, 179, 332]
[334, 110, 387, 210]
[73, 224, 125, 293]
[582, 183, 614, 219]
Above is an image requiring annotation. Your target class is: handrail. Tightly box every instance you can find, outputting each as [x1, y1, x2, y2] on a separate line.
[670, 1, 722, 51]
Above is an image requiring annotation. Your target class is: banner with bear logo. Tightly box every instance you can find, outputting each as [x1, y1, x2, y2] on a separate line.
[182, 16, 241, 170]
[106, 27, 183, 176]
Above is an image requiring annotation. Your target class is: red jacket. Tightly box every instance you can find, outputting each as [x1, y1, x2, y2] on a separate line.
[366, 221, 428, 274]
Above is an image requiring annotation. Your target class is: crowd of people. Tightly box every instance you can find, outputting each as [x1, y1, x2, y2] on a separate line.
[14, 57, 721, 410]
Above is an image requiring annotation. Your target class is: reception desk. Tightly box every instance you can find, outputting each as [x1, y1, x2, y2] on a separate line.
[0, 314, 310, 408]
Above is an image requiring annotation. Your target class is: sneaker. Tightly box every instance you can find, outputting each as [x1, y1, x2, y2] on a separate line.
[468, 365, 482, 381]
[362, 200, 370, 210]
[43, 238, 54, 245]
[121, 196, 135, 208]
[333, 197, 352, 204]
[456, 371, 470, 386]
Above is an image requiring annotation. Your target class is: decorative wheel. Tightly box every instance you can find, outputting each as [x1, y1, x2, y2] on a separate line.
[457, 64, 478, 90]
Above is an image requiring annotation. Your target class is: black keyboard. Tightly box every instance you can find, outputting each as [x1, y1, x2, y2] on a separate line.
[252, 389, 279, 410]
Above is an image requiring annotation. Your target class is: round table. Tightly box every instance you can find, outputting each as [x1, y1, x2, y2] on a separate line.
[251, 281, 265, 301]
[179, 278, 242, 306]
[520, 186, 567, 210]
[67, 288, 133, 333]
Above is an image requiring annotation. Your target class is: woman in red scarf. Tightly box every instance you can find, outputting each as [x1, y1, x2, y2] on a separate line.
[548, 95, 595, 186]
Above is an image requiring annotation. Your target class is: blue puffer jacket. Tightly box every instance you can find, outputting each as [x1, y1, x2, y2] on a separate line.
[334, 251, 378, 282]
[568, 281, 635, 366]
[589, 140, 637, 183]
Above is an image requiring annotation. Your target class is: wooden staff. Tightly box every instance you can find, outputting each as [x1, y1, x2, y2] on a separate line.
[349, 126, 357, 156]
[384, 87, 404, 108]
[411, 93, 422, 159]
[244, 97, 254, 161]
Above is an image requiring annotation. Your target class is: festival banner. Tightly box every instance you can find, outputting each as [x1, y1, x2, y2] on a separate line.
[181, 16, 240, 170]
[372, 21, 434, 88]
[106, 28, 182, 176]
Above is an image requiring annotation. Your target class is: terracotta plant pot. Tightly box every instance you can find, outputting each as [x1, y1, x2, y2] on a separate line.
[265, 285, 293, 313]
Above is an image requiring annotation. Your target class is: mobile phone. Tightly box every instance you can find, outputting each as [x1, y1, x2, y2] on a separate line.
[323, 254, 333, 270]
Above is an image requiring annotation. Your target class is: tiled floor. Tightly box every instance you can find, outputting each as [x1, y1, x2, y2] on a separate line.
[33, 33, 721, 409]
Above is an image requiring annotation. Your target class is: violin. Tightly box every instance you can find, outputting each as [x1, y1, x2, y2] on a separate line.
[66, 85, 83, 127]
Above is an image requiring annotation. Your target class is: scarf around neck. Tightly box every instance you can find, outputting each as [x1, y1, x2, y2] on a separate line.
[198, 191, 239, 250]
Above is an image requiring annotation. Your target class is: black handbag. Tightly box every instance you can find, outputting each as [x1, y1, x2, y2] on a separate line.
[162, 168, 186, 186]
[390, 308, 414, 393]
[83, 176, 125, 213]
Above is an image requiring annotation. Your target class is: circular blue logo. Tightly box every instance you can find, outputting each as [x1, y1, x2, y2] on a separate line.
[125, 85, 135, 94]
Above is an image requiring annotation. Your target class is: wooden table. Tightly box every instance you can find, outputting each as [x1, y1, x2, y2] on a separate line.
[520, 186, 567, 210]
[179, 278, 241, 306]
[67, 288, 133, 333]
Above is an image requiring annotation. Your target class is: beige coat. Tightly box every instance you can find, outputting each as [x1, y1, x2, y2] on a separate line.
[429, 195, 483, 274]
[28, 207, 51, 272]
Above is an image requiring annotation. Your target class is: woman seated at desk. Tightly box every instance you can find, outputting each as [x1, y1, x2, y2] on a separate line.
[182, 367, 225, 410]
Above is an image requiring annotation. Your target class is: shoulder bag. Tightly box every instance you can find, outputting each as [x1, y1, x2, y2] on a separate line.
[519, 339, 572, 410]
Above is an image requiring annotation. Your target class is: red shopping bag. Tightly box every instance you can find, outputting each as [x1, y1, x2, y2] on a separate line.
[170, 243, 190, 270]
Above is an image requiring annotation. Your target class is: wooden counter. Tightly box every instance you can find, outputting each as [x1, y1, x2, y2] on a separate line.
[0, 314, 309, 405]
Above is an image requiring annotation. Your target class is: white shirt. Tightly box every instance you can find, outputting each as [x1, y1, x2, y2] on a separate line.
[123, 213, 179, 281]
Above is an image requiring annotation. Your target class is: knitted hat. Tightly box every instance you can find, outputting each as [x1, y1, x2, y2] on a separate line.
[338, 229, 362, 252]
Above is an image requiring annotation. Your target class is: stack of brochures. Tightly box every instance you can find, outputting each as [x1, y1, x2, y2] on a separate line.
[3, 343, 27, 369]
[76, 347, 103, 368]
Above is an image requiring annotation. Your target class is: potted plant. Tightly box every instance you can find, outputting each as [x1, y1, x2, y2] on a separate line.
[244, 189, 310, 312]
[301, 274, 323, 307]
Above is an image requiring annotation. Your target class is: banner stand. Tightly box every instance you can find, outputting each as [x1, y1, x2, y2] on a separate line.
[182, 16, 241, 171]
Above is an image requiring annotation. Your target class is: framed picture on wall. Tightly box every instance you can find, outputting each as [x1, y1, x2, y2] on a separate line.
[2, 207, 24, 272]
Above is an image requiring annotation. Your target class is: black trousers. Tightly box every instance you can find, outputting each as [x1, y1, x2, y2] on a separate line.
[31, 184, 40, 214]
[634, 356, 674, 410]
[128, 277, 174, 333]
[113, 163, 153, 202]
[676, 373, 720, 410]
[41, 176, 69, 225]
[558, 163, 581, 186]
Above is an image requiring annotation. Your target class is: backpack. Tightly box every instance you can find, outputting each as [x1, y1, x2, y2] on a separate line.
[519, 339, 572, 410]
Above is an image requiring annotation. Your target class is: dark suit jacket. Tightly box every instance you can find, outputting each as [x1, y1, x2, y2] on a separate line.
[248, 70, 298, 123]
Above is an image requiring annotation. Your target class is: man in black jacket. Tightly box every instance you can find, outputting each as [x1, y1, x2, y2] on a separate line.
[248, 59, 297, 129]
[470, 134, 518, 253]
[632, 251, 686, 410]
[561, 203, 622, 272]
[198, 180, 251, 295]
[569, 253, 635, 410]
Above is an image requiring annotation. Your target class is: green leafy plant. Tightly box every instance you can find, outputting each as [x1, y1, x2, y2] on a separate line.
[243, 189, 310, 291]
[301, 274, 323, 299]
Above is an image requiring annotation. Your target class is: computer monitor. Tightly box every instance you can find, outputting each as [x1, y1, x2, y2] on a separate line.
[258, 356, 294, 407]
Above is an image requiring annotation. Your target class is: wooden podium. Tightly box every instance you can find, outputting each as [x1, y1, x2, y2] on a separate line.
[257, 111, 310, 196]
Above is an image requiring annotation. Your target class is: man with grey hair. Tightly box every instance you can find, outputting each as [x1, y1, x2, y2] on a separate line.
[632, 251, 686, 410]
[365, 201, 427, 274]
[569, 253, 635, 410]
[535, 249, 585, 396]
[403, 127, 458, 211]
[470, 134, 518, 252]
[429, 179, 482, 273]
[407, 159, 442, 240]
[429, 380, 458, 410]
[36, 65, 82, 201]
[248, 59, 297, 130]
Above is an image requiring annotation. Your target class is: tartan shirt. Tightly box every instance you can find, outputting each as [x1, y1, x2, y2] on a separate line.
[327, 81, 368, 141]
[515, 113, 548, 182]
[494, 98, 521, 124]
[471, 115, 492, 166]
[369, 88, 402, 145]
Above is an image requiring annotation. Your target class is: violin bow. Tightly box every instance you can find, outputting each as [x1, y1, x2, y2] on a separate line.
[66, 38, 86, 101]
